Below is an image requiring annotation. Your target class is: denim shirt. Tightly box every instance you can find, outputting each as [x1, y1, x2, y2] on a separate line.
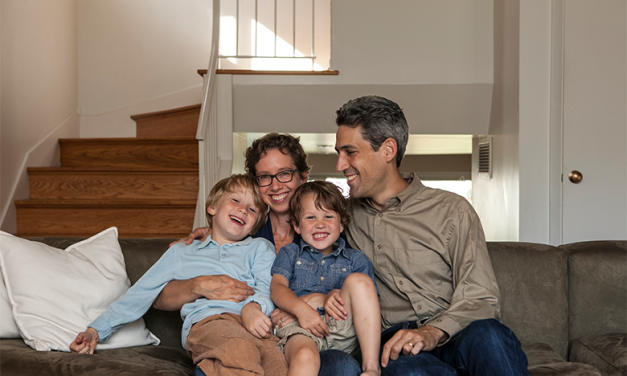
[271, 237, 376, 298]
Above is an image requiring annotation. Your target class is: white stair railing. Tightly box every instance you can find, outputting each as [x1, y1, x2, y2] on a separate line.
[193, 0, 221, 229]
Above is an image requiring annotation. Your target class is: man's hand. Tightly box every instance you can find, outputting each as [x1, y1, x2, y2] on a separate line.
[69, 327, 99, 354]
[323, 289, 347, 321]
[194, 275, 254, 302]
[296, 305, 330, 338]
[169, 227, 211, 247]
[381, 325, 447, 368]
[241, 303, 272, 339]
[270, 308, 297, 329]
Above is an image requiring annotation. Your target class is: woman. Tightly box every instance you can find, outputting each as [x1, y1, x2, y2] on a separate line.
[155, 133, 362, 376]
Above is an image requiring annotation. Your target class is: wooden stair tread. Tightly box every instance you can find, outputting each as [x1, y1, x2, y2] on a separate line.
[28, 167, 199, 173]
[130, 104, 201, 120]
[17, 232, 187, 239]
[59, 137, 197, 143]
[15, 199, 197, 208]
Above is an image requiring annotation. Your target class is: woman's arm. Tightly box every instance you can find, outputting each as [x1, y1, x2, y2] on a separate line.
[153, 275, 254, 311]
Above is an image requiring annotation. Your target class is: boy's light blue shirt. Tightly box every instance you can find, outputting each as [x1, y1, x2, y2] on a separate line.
[89, 235, 276, 349]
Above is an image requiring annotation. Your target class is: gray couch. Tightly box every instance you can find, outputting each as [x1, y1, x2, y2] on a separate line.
[1, 238, 625, 376]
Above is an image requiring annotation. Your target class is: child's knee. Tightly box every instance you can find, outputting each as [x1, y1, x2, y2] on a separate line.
[343, 273, 375, 291]
[291, 345, 320, 368]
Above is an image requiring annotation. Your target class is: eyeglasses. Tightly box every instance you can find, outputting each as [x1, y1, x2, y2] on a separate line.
[254, 169, 298, 187]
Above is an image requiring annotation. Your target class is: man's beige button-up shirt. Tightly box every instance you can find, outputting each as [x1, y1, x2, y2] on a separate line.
[345, 173, 500, 340]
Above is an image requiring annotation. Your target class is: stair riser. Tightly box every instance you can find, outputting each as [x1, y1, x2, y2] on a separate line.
[16, 206, 195, 237]
[29, 172, 199, 200]
[60, 140, 198, 168]
[135, 111, 199, 138]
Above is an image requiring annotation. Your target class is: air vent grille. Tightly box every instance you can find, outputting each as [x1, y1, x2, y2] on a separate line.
[478, 138, 492, 178]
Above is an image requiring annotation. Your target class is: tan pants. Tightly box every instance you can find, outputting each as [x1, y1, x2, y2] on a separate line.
[186, 313, 288, 376]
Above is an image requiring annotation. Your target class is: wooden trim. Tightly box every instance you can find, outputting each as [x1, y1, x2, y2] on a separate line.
[27, 167, 199, 173]
[130, 104, 201, 121]
[15, 199, 197, 209]
[197, 69, 339, 76]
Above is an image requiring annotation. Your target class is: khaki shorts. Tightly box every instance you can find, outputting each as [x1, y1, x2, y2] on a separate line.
[276, 316, 358, 354]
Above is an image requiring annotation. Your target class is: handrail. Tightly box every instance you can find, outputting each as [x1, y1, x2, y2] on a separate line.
[193, 0, 221, 229]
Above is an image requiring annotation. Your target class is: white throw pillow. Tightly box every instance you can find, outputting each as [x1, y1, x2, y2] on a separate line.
[0, 227, 160, 351]
[0, 270, 20, 338]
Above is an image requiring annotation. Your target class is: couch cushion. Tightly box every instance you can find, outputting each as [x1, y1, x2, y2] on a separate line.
[488, 242, 569, 360]
[0, 339, 194, 376]
[570, 333, 627, 376]
[524, 343, 603, 376]
[561, 241, 627, 343]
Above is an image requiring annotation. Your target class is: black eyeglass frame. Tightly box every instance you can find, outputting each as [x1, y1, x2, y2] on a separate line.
[254, 169, 299, 187]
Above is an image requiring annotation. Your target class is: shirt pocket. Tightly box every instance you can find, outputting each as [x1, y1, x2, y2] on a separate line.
[291, 258, 316, 289]
[329, 264, 353, 290]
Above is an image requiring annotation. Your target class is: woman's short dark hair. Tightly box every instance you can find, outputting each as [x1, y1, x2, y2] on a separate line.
[289, 181, 350, 228]
[244, 133, 310, 179]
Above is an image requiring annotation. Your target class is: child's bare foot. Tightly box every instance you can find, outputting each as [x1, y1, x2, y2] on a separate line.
[360, 367, 380, 376]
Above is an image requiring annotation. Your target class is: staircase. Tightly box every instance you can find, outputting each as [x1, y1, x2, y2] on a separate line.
[15, 105, 201, 238]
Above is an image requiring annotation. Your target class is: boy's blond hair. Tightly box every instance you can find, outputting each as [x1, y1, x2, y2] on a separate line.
[205, 174, 269, 235]
[289, 181, 351, 228]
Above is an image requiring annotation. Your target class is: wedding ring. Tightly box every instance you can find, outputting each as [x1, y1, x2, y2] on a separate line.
[281, 318, 285, 322]
[408, 342, 414, 348]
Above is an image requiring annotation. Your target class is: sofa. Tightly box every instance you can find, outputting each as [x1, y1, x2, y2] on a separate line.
[1, 238, 625, 376]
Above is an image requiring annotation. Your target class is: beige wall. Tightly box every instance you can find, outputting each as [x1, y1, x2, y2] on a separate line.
[227, 0, 494, 135]
[1, 0, 80, 233]
[472, 0, 520, 241]
[77, 0, 212, 137]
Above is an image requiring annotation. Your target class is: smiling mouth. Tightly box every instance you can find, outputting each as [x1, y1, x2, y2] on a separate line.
[270, 193, 288, 202]
[312, 233, 329, 240]
[345, 174, 357, 183]
[230, 216, 245, 225]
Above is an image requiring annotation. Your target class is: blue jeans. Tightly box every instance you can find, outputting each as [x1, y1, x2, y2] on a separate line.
[380, 319, 529, 376]
[193, 348, 361, 376]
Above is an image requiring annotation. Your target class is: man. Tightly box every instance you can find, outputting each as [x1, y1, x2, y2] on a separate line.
[334, 95, 529, 375]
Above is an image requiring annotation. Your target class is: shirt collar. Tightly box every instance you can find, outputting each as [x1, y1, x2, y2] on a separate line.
[298, 237, 350, 259]
[356, 172, 424, 213]
[200, 235, 254, 249]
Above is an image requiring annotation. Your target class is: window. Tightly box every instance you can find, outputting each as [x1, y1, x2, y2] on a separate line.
[219, 0, 331, 71]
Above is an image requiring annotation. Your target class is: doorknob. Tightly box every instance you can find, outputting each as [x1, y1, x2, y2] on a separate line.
[568, 170, 583, 184]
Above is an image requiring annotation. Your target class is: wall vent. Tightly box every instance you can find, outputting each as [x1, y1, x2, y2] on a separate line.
[478, 138, 492, 178]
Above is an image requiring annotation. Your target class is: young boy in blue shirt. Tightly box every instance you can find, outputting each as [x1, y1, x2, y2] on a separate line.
[70, 174, 287, 376]
[270, 181, 381, 376]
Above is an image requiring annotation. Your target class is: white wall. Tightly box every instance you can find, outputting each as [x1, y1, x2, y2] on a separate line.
[471, 0, 520, 241]
[225, 0, 494, 135]
[77, 0, 212, 137]
[0, 0, 80, 234]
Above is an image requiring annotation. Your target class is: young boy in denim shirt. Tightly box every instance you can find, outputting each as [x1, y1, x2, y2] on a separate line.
[70, 174, 287, 376]
[270, 181, 381, 376]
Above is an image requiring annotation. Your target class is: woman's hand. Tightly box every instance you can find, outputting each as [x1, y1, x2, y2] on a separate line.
[241, 303, 273, 339]
[169, 227, 211, 247]
[270, 308, 297, 329]
[323, 289, 347, 321]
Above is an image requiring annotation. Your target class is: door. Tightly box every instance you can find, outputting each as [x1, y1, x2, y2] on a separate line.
[562, 0, 627, 243]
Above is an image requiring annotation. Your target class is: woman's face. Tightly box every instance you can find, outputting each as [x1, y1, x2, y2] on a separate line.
[254, 148, 308, 216]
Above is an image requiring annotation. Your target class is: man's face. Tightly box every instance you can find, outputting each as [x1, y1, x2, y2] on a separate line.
[335, 125, 389, 199]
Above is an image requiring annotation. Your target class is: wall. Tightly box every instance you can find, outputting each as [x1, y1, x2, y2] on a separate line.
[0, 0, 80, 234]
[226, 0, 494, 135]
[77, 0, 212, 137]
[471, 0, 520, 241]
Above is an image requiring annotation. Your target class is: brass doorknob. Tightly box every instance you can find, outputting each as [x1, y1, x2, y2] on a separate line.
[569, 170, 583, 184]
